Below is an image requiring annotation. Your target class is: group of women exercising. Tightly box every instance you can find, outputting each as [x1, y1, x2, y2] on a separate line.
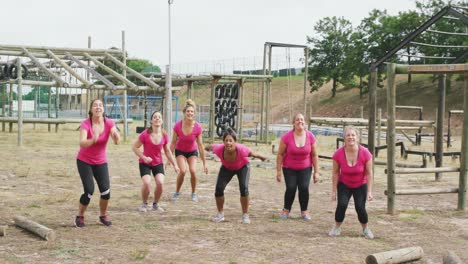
[75, 98, 374, 239]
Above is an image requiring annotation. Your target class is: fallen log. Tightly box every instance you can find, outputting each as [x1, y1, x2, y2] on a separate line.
[366, 246, 423, 264]
[443, 250, 463, 264]
[14, 215, 56, 241]
[0, 225, 7, 236]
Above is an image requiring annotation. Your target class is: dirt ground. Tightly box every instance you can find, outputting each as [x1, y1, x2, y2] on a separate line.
[1, 123, 467, 264]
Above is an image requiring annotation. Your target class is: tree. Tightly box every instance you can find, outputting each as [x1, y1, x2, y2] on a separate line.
[306, 16, 354, 97]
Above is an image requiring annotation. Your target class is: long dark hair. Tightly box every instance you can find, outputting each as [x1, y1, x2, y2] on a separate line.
[147, 110, 167, 136]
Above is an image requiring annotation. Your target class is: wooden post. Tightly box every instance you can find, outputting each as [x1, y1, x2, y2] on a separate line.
[9, 81, 13, 132]
[48, 86, 52, 132]
[260, 43, 269, 141]
[2, 83, 5, 131]
[386, 63, 396, 214]
[459, 76, 468, 210]
[17, 58, 23, 147]
[238, 78, 244, 142]
[368, 68, 378, 181]
[122, 30, 128, 141]
[436, 74, 446, 180]
[365, 246, 423, 264]
[0, 225, 7, 236]
[266, 78, 271, 144]
[377, 108, 382, 147]
[303, 47, 309, 117]
[209, 77, 219, 143]
[14, 215, 56, 241]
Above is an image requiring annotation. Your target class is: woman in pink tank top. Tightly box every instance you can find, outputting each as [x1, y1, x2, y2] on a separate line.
[75, 99, 120, 228]
[132, 110, 179, 213]
[328, 126, 374, 239]
[205, 128, 267, 224]
[170, 99, 208, 202]
[276, 113, 319, 220]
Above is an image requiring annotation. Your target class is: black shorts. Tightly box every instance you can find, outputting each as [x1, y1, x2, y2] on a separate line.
[139, 163, 165, 177]
[175, 149, 198, 159]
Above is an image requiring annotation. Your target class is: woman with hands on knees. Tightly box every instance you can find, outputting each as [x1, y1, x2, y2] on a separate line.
[75, 98, 120, 228]
[170, 99, 208, 202]
[205, 128, 267, 224]
[276, 113, 319, 220]
[329, 126, 374, 239]
[132, 110, 179, 213]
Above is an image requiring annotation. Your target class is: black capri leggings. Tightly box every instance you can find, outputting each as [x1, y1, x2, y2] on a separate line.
[282, 167, 312, 212]
[214, 164, 250, 197]
[77, 159, 110, 205]
[334, 181, 368, 224]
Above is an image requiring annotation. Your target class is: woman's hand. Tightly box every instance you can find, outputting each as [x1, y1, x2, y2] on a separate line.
[313, 171, 319, 183]
[276, 172, 282, 183]
[367, 192, 373, 201]
[331, 191, 336, 201]
[143, 156, 152, 164]
[203, 165, 208, 175]
[174, 166, 180, 175]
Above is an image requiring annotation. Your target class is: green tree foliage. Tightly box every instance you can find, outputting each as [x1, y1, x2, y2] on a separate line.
[306, 16, 354, 97]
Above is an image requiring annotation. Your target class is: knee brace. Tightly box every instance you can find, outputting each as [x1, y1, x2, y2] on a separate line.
[80, 193, 93, 205]
[100, 189, 110, 200]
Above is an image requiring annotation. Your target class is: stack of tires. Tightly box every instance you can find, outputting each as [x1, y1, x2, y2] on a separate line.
[214, 83, 239, 137]
[0, 63, 28, 80]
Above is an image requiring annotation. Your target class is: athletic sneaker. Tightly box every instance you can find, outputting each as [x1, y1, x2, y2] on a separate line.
[301, 211, 311, 221]
[138, 203, 148, 212]
[328, 226, 341, 237]
[212, 212, 225, 223]
[75, 216, 85, 228]
[279, 209, 290, 219]
[171, 192, 180, 201]
[363, 227, 374, 239]
[152, 203, 165, 212]
[191, 193, 199, 202]
[242, 214, 251, 224]
[99, 215, 112, 227]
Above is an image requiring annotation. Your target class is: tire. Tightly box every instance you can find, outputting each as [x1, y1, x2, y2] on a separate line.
[8, 64, 28, 79]
[214, 84, 222, 99]
[214, 113, 221, 126]
[229, 100, 238, 116]
[216, 124, 224, 137]
[219, 84, 227, 99]
[214, 99, 221, 114]
[0, 64, 7, 80]
[231, 83, 239, 99]
[229, 116, 236, 128]
[224, 84, 231, 99]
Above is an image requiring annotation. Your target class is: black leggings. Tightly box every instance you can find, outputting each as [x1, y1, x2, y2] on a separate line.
[335, 182, 368, 224]
[282, 167, 312, 212]
[215, 165, 250, 197]
[77, 159, 110, 205]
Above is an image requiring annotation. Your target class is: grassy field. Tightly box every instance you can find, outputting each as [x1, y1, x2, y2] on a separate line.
[1, 122, 467, 263]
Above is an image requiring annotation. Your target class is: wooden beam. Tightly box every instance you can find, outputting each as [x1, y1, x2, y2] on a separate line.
[21, 47, 67, 87]
[395, 64, 468, 74]
[366, 247, 423, 264]
[65, 52, 116, 90]
[84, 53, 137, 90]
[0, 44, 122, 56]
[385, 188, 458, 195]
[104, 52, 162, 91]
[392, 167, 460, 174]
[14, 215, 56, 241]
[46, 50, 92, 88]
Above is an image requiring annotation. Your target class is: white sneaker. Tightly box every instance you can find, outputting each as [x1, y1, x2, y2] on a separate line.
[191, 193, 199, 202]
[152, 203, 165, 212]
[242, 214, 251, 224]
[363, 227, 374, 239]
[212, 212, 225, 223]
[328, 226, 341, 237]
[138, 203, 148, 212]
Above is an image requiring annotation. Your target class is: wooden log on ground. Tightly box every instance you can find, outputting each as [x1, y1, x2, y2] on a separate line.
[443, 250, 463, 264]
[385, 187, 458, 195]
[0, 225, 7, 236]
[14, 215, 56, 241]
[365, 246, 424, 264]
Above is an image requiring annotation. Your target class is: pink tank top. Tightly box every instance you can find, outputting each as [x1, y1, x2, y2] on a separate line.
[281, 130, 316, 170]
[138, 129, 169, 166]
[212, 143, 251, 171]
[173, 120, 202, 152]
[332, 145, 372, 188]
[77, 118, 115, 165]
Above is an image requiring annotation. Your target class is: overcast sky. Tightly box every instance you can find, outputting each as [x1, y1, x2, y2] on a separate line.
[1, 0, 420, 68]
